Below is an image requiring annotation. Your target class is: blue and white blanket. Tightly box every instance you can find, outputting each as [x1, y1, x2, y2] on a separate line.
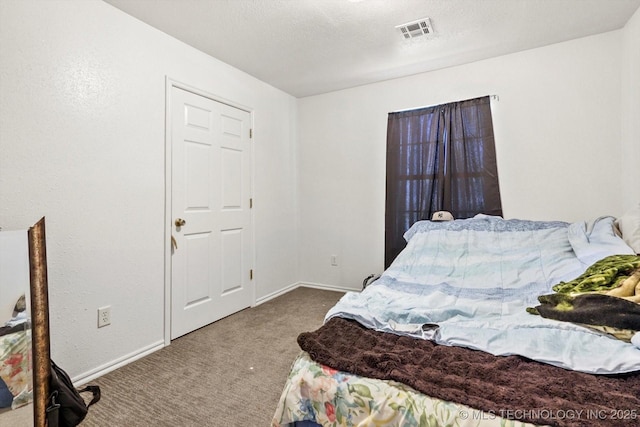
[326, 215, 639, 374]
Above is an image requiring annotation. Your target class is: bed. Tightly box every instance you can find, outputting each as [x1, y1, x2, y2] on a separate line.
[271, 212, 640, 427]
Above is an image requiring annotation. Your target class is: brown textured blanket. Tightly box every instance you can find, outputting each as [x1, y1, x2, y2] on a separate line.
[298, 317, 640, 427]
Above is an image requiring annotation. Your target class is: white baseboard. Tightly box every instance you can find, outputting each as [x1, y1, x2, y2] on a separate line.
[73, 339, 165, 386]
[254, 281, 358, 306]
[76, 282, 356, 384]
[298, 281, 360, 293]
[254, 282, 300, 305]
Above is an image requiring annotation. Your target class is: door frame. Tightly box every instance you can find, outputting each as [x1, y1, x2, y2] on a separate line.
[164, 77, 256, 346]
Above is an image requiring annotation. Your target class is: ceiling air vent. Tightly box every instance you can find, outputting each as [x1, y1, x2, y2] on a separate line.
[396, 18, 434, 39]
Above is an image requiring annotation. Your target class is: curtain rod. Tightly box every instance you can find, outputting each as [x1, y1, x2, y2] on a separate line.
[391, 94, 499, 113]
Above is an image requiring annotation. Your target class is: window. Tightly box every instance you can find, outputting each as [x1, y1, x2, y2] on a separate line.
[385, 96, 502, 267]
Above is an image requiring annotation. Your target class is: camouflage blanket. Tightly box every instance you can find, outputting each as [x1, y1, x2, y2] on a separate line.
[551, 255, 640, 294]
[528, 255, 640, 341]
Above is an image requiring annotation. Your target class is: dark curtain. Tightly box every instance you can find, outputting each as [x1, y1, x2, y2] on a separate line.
[385, 96, 502, 267]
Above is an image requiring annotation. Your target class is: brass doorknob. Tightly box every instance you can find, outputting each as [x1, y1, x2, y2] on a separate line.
[175, 218, 186, 227]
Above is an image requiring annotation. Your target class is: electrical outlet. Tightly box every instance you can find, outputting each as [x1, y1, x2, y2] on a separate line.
[330, 254, 338, 266]
[98, 306, 111, 328]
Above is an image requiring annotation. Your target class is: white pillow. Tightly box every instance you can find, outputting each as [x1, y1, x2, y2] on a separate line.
[633, 331, 640, 349]
[569, 216, 635, 265]
[616, 203, 640, 254]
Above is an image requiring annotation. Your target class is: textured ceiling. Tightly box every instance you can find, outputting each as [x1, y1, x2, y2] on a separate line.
[103, 0, 640, 97]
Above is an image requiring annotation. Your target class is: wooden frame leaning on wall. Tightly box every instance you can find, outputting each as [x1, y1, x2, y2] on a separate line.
[28, 217, 50, 427]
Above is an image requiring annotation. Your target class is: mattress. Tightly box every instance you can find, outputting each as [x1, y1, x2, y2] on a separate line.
[273, 352, 540, 427]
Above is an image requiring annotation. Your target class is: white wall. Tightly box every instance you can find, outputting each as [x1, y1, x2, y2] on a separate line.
[0, 230, 29, 321]
[298, 31, 625, 290]
[0, 0, 299, 379]
[621, 6, 640, 212]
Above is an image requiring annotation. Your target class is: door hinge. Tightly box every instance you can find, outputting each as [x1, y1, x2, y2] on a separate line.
[250, 198, 253, 209]
[249, 128, 253, 139]
[250, 269, 253, 280]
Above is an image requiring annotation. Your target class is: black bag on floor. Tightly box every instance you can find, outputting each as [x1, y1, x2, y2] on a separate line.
[46, 360, 101, 427]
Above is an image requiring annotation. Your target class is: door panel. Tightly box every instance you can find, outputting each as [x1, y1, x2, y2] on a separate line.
[185, 141, 212, 208]
[171, 87, 252, 339]
[221, 148, 243, 208]
[185, 233, 211, 305]
[221, 229, 243, 294]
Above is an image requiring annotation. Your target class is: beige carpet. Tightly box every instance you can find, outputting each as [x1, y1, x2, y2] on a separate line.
[81, 287, 344, 427]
